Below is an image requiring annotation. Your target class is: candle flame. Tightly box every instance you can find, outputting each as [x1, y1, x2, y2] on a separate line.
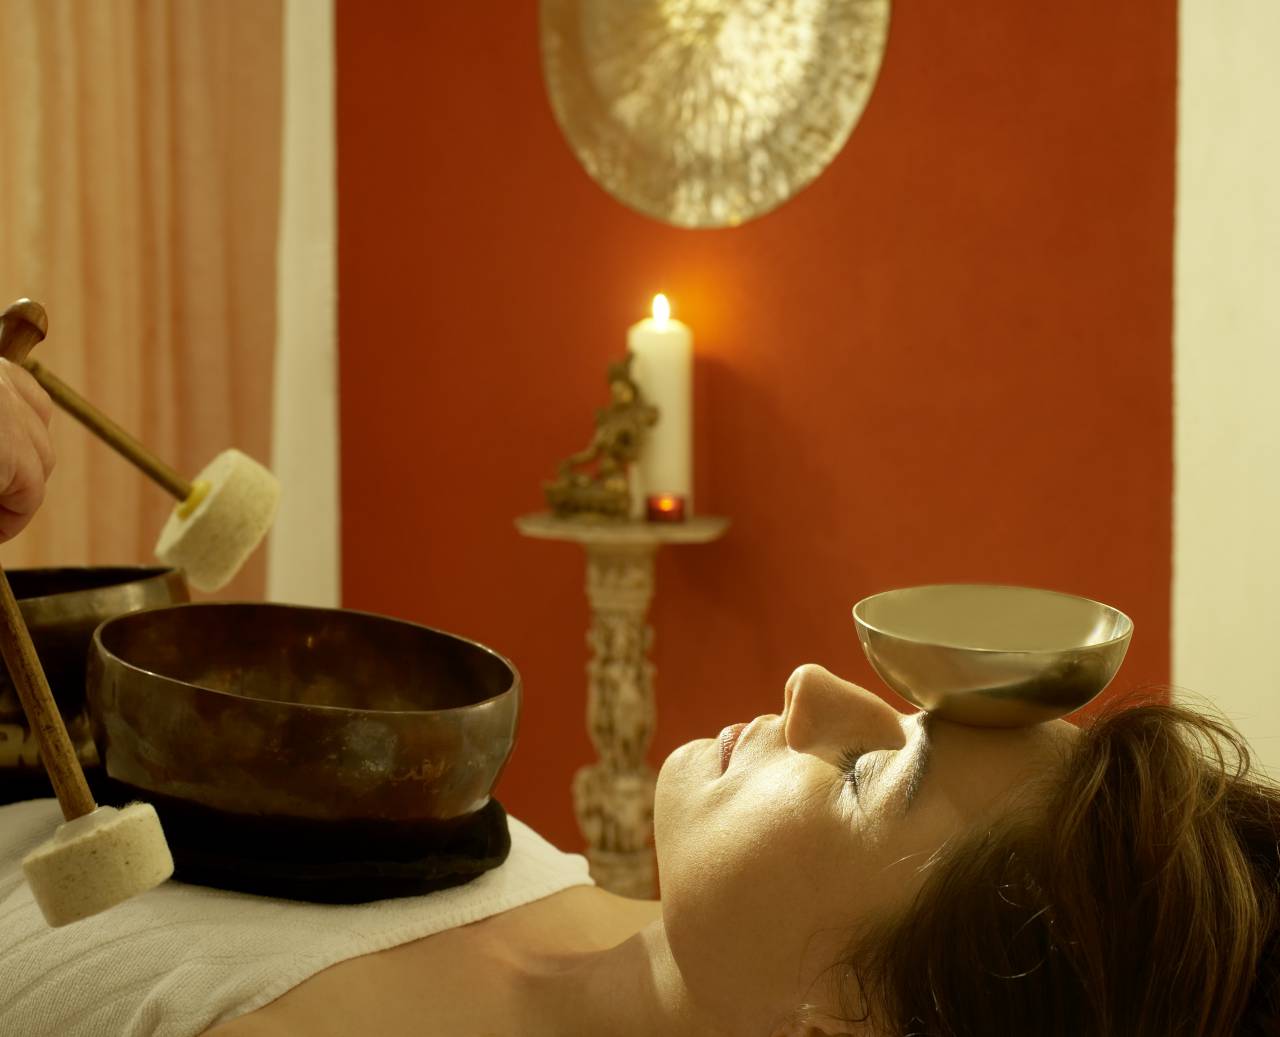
[652, 293, 671, 324]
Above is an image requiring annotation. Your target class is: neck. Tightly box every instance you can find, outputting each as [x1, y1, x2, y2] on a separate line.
[517, 917, 721, 1037]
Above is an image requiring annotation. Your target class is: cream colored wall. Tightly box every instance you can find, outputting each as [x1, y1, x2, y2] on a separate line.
[265, 0, 340, 606]
[1175, 0, 1280, 773]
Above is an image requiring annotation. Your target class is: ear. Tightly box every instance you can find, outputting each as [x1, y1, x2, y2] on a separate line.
[770, 1010, 861, 1037]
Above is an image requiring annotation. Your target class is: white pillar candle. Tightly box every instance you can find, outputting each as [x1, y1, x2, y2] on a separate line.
[628, 294, 693, 516]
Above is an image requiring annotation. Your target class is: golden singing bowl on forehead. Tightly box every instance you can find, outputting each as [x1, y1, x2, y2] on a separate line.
[853, 585, 1134, 727]
[540, 0, 892, 228]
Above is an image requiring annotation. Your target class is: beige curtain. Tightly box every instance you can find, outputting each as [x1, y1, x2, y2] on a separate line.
[0, 0, 282, 600]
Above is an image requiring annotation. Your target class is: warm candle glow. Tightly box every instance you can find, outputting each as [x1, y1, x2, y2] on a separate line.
[629, 293, 693, 517]
[646, 492, 686, 523]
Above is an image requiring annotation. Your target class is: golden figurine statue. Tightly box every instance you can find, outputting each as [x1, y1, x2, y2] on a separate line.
[545, 355, 658, 520]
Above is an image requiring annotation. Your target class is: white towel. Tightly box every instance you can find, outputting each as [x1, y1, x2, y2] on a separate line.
[0, 798, 592, 1036]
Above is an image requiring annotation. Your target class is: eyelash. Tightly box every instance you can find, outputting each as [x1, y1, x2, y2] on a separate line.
[837, 746, 870, 793]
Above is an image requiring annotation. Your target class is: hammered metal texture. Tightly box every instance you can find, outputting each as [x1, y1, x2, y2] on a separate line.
[87, 603, 521, 822]
[540, 0, 891, 228]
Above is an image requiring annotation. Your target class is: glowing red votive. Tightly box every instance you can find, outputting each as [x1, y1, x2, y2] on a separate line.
[646, 493, 686, 523]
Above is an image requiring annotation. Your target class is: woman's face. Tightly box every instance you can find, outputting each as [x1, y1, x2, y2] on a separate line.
[653, 664, 1076, 1034]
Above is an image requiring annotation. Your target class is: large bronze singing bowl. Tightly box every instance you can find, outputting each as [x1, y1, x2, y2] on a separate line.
[87, 604, 521, 823]
[854, 585, 1133, 727]
[0, 567, 189, 786]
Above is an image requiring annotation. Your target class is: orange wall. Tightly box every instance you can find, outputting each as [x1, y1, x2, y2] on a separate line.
[336, 3, 1175, 850]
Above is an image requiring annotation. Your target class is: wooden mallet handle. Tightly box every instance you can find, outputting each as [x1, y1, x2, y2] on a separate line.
[0, 574, 95, 820]
[0, 301, 96, 821]
[0, 299, 194, 502]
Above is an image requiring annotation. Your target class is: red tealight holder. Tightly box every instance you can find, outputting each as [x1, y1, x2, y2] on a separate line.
[646, 493, 686, 523]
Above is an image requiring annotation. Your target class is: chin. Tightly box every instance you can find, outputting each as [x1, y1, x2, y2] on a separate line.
[653, 738, 715, 866]
[656, 737, 714, 796]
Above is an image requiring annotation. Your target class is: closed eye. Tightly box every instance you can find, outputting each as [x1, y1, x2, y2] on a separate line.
[837, 745, 871, 793]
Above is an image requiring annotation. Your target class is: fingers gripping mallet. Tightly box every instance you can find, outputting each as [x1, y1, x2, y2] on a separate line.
[0, 300, 279, 592]
[0, 308, 173, 927]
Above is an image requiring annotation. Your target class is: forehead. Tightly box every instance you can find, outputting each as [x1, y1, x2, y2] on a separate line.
[902, 712, 1077, 819]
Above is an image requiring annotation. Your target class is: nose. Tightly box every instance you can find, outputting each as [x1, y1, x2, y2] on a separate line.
[783, 664, 906, 754]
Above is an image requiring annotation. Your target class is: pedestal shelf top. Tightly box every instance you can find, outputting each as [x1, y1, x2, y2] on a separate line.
[515, 512, 729, 547]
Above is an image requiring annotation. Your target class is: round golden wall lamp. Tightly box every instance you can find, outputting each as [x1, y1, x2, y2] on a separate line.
[540, 0, 892, 229]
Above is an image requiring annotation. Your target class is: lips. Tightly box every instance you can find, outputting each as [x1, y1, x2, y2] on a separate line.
[718, 722, 748, 773]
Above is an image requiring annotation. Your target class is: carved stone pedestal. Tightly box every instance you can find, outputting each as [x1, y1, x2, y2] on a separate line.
[516, 513, 728, 898]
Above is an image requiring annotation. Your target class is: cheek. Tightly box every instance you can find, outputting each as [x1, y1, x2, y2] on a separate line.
[655, 761, 858, 1017]
[655, 743, 789, 900]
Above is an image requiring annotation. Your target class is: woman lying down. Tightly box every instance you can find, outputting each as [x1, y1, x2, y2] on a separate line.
[2, 664, 1278, 1036]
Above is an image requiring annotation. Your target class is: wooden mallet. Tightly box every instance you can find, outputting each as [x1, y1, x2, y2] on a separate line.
[0, 299, 278, 591]
[0, 305, 173, 926]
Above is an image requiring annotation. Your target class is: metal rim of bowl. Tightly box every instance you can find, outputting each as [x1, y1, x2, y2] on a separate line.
[11, 565, 185, 608]
[10, 565, 179, 599]
[852, 583, 1134, 655]
[92, 601, 522, 717]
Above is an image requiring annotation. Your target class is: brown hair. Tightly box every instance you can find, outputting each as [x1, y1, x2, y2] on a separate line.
[843, 702, 1280, 1036]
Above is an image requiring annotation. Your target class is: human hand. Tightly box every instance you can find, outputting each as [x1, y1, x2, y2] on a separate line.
[0, 358, 55, 542]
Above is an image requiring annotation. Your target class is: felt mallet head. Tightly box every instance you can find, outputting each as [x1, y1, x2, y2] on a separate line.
[155, 448, 280, 592]
[22, 803, 173, 927]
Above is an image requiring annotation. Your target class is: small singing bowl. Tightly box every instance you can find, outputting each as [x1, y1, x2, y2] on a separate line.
[0, 567, 189, 779]
[87, 603, 520, 823]
[853, 585, 1133, 727]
